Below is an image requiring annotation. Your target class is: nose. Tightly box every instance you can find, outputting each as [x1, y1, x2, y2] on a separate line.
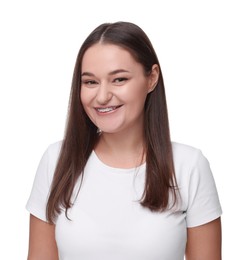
[96, 83, 113, 105]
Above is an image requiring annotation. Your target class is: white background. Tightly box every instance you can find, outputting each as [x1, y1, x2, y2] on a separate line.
[0, 0, 248, 259]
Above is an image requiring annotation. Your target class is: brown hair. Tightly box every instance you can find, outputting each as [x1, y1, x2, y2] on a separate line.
[46, 22, 178, 223]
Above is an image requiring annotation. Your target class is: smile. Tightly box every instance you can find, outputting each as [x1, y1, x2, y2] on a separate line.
[95, 105, 123, 113]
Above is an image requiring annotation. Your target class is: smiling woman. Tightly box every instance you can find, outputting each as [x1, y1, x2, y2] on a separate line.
[26, 21, 222, 260]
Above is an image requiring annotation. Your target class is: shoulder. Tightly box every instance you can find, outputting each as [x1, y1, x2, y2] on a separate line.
[171, 143, 222, 227]
[26, 140, 63, 221]
[38, 140, 63, 181]
[45, 140, 63, 159]
[171, 142, 211, 183]
[172, 142, 202, 166]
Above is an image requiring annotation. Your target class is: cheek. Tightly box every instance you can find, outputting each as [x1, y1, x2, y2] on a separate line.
[80, 89, 91, 108]
[121, 79, 149, 101]
[80, 92, 92, 121]
[80, 95, 86, 108]
[80, 91, 94, 122]
[128, 84, 149, 105]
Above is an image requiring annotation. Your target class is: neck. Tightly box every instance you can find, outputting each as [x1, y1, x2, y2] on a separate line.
[95, 127, 145, 168]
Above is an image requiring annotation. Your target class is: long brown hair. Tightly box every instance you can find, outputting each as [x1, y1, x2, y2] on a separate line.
[46, 22, 178, 223]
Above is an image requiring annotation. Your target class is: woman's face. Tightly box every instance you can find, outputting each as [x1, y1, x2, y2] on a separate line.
[80, 43, 157, 134]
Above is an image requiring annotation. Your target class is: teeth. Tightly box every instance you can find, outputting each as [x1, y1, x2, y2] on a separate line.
[97, 106, 117, 113]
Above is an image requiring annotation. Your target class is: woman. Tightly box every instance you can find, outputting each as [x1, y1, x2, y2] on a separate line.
[27, 22, 222, 259]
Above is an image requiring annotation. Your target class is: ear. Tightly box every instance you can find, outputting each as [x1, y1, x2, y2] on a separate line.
[147, 64, 160, 93]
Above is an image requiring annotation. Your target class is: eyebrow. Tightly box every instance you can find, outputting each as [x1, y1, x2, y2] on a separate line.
[81, 69, 130, 77]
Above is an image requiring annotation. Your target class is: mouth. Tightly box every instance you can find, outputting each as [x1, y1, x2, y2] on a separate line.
[95, 105, 123, 113]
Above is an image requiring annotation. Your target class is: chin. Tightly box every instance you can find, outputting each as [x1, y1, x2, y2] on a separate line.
[97, 125, 125, 134]
[96, 122, 125, 134]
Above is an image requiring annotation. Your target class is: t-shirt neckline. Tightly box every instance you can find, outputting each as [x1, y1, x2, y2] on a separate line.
[92, 150, 146, 174]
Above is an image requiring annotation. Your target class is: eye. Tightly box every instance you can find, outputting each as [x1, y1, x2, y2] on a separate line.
[113, 77, 128, 85]
[81, 80, 98, 86]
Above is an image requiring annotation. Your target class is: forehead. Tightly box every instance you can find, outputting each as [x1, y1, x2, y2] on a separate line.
[81, 43, 140, 72]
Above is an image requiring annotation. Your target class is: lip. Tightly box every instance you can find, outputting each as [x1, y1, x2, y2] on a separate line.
[94, 105, 123, 114]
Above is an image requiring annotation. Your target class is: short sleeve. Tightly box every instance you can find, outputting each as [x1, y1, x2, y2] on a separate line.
[186, 151, 222, 228]
[26, 142, 61, 222]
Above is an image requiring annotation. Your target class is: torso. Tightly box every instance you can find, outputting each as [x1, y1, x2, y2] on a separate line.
[55, 151, 187, 260]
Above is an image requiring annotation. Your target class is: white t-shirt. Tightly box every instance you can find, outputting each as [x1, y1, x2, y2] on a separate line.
[26, 141, 222, 260]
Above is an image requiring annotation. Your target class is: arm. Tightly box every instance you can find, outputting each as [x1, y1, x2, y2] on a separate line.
[27, 214, 59, 260]
[185, 217, 222, 260]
